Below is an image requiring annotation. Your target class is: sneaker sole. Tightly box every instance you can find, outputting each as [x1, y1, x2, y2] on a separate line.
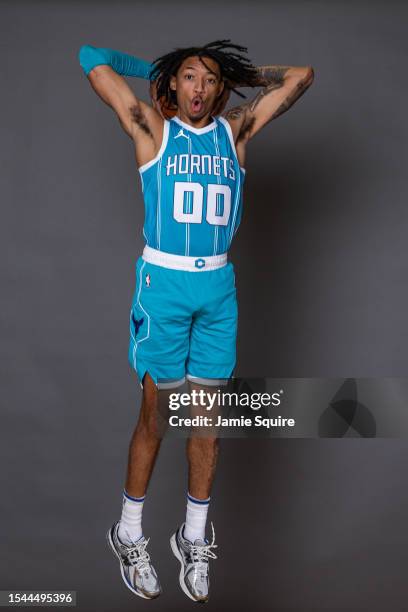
[170, 533, 208, 603]
[106, 526, 160, 600]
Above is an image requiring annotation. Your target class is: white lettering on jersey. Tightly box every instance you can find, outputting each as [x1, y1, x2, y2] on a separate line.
[202, 155, 212, 175]
[191, 154, 201, 174]
[166, 155, 178, 174]
[179, 154, 189, 174]
[221, 157, 229, 177]
[229, 159, 235, 181]
[165, 154, 237, 180]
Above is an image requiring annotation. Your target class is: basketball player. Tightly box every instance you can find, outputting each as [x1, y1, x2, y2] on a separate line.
[79, 40, 314, 602]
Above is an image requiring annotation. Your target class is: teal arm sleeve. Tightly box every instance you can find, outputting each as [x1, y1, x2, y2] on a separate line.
[78, 45, 154, 80]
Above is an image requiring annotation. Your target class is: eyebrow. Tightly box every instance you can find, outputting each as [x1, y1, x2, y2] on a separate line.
[183, 66, 219, 78]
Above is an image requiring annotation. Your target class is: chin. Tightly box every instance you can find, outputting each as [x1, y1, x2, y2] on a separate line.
[193, 108, 213, 119]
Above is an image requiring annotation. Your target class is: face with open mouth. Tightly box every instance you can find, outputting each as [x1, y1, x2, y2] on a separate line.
[170, 55, 224, 125]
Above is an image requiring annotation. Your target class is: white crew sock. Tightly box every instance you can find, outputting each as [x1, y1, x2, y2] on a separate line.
[117, 490, 145, 545]
[183, 492, 210, 543]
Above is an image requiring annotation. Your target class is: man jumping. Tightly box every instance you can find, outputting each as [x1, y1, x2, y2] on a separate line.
[79, 39, 314, 602]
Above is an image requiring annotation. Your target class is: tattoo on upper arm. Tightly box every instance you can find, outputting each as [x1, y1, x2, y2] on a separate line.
[223, 105, 251, 143]
[224, 106, 246, 121]
[249, 67, 289, 112]
[267, 72, 313, 121]
[224, 66, 313, 141]
[258, 66, 290, 86]
[224, 66, 290, 139]
[129, 104, 153, 138]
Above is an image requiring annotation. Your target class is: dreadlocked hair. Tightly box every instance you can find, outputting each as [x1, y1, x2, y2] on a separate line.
[149, 39, 259, 107]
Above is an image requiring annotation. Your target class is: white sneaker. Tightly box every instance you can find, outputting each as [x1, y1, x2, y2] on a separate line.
[170, 522, 217, 602]
[107, 522, 161, 599]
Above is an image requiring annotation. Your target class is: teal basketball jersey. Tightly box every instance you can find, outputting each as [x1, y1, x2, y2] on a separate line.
[138, 115, 245, 257]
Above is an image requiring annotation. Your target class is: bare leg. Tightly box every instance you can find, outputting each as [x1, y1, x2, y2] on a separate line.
[186, 436, 219, 499]
[186, 381, 220, 499]
[124, 372, 169, 497]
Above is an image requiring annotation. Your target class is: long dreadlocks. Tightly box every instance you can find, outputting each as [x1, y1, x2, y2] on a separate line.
[149, 39, 259, 108]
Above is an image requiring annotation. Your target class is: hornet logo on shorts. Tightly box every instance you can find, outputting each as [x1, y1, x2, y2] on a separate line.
[145, 273, 151, 287]
[131, 312, 144, 335]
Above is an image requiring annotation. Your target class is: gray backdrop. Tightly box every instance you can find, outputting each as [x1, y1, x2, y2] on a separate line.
[1, 0, 408, 610]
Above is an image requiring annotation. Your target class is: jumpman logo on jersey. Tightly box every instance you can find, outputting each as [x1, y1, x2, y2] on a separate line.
[174, 128, 190, 141]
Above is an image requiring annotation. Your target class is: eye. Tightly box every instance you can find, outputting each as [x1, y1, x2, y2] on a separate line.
[184, 74, 194, 80]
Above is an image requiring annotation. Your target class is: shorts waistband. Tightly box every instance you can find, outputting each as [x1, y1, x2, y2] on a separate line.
[142, 245, 228, 271]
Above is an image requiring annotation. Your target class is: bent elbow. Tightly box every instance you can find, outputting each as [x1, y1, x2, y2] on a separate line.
[305, 66, 315, 85]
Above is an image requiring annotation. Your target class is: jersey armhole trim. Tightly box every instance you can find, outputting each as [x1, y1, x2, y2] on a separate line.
[217, 116, 246, 174]
[138, 120, 170, 174]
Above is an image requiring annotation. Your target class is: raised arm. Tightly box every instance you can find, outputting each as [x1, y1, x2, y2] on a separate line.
[78, 45, 164, 146]
[222, 64, 314, 143]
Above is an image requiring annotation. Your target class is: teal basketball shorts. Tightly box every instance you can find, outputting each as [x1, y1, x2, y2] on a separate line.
[128, 247, 238, 389]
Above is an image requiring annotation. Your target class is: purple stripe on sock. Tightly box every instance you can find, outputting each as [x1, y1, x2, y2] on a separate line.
[187, 492, 210, 505]
[124, 489, 145, 503]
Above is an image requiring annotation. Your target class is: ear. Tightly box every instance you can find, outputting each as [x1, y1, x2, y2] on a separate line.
[170, 75, 177, 91]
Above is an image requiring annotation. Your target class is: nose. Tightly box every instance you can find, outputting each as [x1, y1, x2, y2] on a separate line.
[194, 78, 205, 93]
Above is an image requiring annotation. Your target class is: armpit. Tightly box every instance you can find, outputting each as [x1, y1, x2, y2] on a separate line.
[237, 115, 256, 143]
[129, 104, 153, 138]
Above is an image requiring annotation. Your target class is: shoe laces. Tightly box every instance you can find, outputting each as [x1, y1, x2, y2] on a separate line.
[125, 537, 152, 573]
[189, 522, 218, 575]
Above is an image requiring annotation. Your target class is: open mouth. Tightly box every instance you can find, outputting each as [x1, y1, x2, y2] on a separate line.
[191, 96, 204, 112]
